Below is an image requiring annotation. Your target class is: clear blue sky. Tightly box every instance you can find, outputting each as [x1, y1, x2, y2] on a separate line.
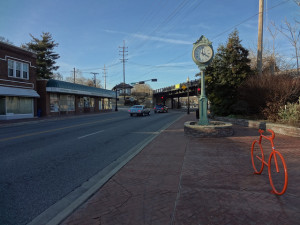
[0, 0, 299, 90]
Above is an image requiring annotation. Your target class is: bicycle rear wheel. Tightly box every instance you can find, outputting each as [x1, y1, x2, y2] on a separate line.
[251, 140, 264, 174]
[268, 151, 288, 195]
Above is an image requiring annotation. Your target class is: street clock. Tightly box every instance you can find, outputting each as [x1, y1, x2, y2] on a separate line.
[192, 35, 214, 68]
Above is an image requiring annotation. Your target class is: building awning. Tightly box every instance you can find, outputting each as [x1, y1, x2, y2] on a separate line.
[0, 86, 40, 98]
[46, 79, 115, 98]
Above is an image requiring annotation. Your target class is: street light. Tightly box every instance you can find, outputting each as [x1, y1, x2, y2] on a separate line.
[187, 77, 190, 114]
[131, 78, 157, 85]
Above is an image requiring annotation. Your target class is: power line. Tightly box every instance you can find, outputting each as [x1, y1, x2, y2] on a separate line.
[212, 0, 290, 41]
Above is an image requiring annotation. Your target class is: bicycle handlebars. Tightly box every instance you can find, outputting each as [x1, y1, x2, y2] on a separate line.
[258, 129, 275, 140]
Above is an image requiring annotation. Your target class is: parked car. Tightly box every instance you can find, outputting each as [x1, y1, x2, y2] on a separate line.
[154, 104, 168, 113]
[128, 105, 150, 116]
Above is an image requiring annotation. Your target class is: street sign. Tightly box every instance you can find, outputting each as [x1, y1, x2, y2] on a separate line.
[181, 85, 187, 90]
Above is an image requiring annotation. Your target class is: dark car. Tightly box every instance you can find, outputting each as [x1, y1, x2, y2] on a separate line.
[154, 104, 168, 113]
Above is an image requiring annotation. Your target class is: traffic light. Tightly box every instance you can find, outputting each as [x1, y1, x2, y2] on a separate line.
[161, 96, 164, 100]
[197, 88, 201, 95]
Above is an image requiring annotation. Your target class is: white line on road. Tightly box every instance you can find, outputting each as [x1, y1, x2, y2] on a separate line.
[77, 130, 104, 139]
[131, 131, 161, 135]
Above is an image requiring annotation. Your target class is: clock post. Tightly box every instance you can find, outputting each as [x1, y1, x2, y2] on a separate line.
[192, 35, 214, 125]
[198, 66, 209, 125]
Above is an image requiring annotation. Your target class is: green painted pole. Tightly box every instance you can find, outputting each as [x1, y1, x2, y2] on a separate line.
[198, 69, 209, 125]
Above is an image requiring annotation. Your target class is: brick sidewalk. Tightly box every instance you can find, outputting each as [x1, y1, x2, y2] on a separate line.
[61, 113, 300, 225]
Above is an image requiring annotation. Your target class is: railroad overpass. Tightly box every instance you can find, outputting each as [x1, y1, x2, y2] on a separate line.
[153, 79, 200, 109]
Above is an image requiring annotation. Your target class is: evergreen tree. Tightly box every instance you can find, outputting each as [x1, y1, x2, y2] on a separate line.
[23, 32, 60, 79]
[205, 29, 252, 115]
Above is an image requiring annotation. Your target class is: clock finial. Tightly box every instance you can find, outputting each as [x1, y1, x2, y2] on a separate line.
[193, 35, 212, 46]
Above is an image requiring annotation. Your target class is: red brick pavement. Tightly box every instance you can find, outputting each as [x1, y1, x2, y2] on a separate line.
[61, 113, 300, 225]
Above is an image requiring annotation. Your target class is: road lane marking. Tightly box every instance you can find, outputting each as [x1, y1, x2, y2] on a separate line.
[78, 130, 104, 139]
[131, 131, 160, 135]
[0, 117, 119, 142]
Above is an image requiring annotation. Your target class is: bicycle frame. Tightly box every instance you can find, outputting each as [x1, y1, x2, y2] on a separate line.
[256, 129, 279, 172]
[251, 129, 288, 195]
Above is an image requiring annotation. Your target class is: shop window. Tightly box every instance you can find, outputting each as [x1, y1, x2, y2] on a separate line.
[79, 97, 84, 108]
[6, 97, 32, 114]
[90, 98, 94, 107]
[60, 95, 75, 111]
[68, 95, 75, 111]
[83, 97, 90, 108]
[7, 59, 30, 79]
[103, 98, 112, 109]
[50, 93, 59, 112]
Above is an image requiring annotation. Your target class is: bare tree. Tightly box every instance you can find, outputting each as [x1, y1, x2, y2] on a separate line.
[267, 21, 279, 74]
[65, 69, 85, 84]
[278, 18, 300, 75]
[294, 0, 300, 6]
[86, 78, 102, 88]
[0, 36, 13, 44]
[131, 84, 153, 104]
[52, 72, 63, 80]
[248, 46, 282, 73]
[65, 69, 102, 88]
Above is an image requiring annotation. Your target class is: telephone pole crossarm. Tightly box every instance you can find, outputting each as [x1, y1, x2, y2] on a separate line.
[90, 72, 99, 87]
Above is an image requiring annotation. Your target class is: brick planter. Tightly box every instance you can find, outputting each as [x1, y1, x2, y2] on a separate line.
[215, 116, 300, 137]
[184, 121, 234, 138]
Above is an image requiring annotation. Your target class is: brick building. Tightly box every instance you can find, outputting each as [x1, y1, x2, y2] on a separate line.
[0, 41, 39, 120]
[36, 79, 115, 116]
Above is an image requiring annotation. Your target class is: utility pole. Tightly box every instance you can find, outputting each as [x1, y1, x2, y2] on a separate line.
[73, 67, 76, 83]
[102, 64, 107, 89]
[90, 72, 99, 87]
[119, 40, 128, 103]
[257, 0, 264, 75]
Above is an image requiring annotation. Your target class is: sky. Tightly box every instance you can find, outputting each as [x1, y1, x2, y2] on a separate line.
[0, 0, 299, 90]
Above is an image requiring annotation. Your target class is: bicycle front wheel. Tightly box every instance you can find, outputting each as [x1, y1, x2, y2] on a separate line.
[268, 151, 288, 195]
[251, 140, 264, 174]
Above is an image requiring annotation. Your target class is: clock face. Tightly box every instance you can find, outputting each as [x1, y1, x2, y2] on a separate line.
[194, 45, 213, 63]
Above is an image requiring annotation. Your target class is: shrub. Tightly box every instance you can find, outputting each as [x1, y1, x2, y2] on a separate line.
[238, 73, 300, 121]
[278, 97, 300, 126]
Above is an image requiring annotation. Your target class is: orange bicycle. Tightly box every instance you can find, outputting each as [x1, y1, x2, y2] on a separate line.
[251, 129, 288, 195]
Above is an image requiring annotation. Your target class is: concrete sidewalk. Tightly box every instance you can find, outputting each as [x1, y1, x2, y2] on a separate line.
[61, 113, 300, 225]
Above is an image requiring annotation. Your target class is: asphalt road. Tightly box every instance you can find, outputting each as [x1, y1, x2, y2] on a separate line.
[0, 110, 184, 225]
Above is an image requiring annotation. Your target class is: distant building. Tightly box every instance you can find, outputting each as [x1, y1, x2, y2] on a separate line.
[36, 79, 115, 116]
[112, 82, 133, 105]
[112, 83, 133, 96]
[0, 41, 39, 120]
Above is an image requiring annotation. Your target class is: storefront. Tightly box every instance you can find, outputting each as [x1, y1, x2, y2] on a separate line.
[0, 41, 39, 120]
[37, 79, 114, 117]
[0, 88, 39, 120]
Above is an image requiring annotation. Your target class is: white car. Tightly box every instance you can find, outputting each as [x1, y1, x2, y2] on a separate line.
[128, 105, 150, 116]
